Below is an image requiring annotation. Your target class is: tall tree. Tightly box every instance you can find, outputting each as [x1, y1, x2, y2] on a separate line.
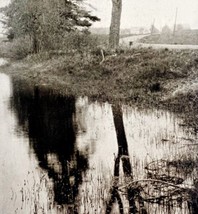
[109, 0, 122, 49]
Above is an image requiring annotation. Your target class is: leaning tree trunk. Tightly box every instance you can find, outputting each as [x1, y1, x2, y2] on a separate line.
[109, 0, 122, 49]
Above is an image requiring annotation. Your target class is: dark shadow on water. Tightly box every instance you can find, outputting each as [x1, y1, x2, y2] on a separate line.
[11, 83, 88, 211]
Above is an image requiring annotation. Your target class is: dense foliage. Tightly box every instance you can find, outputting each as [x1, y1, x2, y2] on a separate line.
[1, 0, 99, 53]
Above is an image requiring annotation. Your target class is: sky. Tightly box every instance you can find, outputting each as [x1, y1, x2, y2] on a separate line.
[85, 0, 198, 29]
[0, 0, 10, 8]
[0, 0, 11, 36]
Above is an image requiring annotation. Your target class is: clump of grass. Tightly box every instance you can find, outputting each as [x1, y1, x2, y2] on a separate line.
[165, 90, 198, 133]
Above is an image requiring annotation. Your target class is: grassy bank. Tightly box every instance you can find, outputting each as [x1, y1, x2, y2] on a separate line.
[1, 46, 198, 131]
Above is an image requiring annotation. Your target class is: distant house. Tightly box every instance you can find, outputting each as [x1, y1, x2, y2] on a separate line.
[129, 27, 150, 35]
[120, 28, 131, 35]
[161, 25, 172, 35]
[150, 25, 160, 35]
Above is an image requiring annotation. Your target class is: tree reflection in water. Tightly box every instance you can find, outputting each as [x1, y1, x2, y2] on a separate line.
[106, 104, 147, 214]
[107, 104, 198, 214]
[11, 81, 198, 213]
[12, 84, 88, 212]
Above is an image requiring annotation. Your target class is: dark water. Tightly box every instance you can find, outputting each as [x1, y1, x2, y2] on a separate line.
[0, 73, 198, 214]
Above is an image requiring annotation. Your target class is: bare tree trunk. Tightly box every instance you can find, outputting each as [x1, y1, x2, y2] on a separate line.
[109, 0, 122, 49]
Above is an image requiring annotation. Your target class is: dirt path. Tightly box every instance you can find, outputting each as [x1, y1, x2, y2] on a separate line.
[120, 34, 149, 46]
[120, 35, 198, 50]
[134, 43, 198, 50]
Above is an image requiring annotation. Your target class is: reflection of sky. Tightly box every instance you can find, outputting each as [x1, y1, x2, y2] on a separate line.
[76, 97, 117, 169]
[76, 97, 196, 180]
[0, 74, 55, 214]
[0, 0, 10, 36]
[1, 73, 197, 213]
[75, 97, 197, 213]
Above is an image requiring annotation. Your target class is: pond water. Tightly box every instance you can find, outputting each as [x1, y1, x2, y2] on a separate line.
[0, 73, 197, 214]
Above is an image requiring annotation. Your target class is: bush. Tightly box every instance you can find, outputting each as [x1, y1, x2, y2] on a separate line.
[0, 30, 106, 61]
[0, 36, 32, 59]
[61, 31, 99, 53]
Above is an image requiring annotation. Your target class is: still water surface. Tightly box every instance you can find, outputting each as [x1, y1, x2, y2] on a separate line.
[0, 73, 197, 214]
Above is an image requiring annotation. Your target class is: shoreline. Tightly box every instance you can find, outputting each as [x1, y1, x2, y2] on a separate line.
[1, 47, 198, 131]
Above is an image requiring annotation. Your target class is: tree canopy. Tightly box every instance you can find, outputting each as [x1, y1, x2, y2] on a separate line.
[1, 0, 99, 52]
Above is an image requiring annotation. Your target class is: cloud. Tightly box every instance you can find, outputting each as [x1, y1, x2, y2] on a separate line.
[0, 0, 10, 8]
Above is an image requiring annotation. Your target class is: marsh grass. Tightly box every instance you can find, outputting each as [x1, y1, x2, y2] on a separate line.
[9, 152, 198, 214]
[166, 90, 198, 133]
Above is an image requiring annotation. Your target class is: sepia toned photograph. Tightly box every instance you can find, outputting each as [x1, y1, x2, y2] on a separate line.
[0, 0, 198, 213]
